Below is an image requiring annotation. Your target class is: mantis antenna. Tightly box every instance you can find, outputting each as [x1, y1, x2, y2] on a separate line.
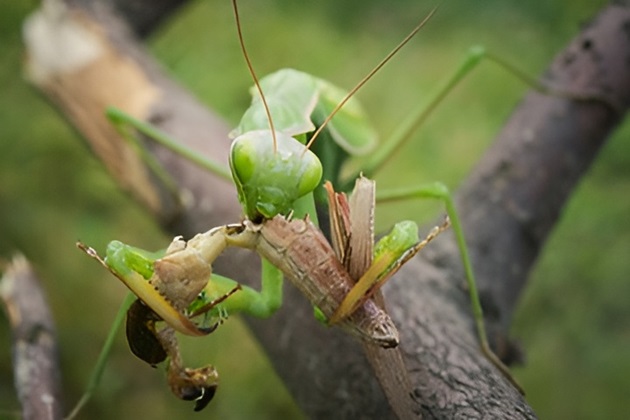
[304, 6, 439, 153]
[231, 0, 278, 151]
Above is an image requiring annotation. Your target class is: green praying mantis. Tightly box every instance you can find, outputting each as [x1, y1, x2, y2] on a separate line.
[65, 1, 564, 416]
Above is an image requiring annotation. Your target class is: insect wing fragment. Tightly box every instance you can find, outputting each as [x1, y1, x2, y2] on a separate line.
[125, 299, 167, 366]
[231, 69, 319, 138]
[312, 79, 377, 156]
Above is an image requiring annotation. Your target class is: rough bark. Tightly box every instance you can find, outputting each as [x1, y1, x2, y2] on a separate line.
[21, 0, 630, 418]
[0, 256, 64, 420]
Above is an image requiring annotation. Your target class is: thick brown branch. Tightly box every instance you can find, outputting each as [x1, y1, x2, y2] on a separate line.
[0, 256, 64, 420]
[459, 3, 630, 328]
[22, 0, 629, 418]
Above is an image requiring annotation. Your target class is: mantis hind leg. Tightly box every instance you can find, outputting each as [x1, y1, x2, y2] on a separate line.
[69, 232, 284, 418]
[376, 182, 524, 394]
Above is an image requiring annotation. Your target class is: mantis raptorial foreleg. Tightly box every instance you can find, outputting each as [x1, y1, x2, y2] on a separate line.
[72, 229, 283, 416]
[70, 237, 238, 419]
[373, 182, 524, 393]
[80, 229, 283, 336]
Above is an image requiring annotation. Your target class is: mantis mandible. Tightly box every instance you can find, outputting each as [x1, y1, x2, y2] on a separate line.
[66, 0, 546, 417]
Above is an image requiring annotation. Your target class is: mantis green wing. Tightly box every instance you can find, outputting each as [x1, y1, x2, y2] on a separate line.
[231, 68, 377, 190]
[231, 68, 377, 155]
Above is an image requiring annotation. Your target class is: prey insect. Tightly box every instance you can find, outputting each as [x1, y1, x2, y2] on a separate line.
[68, 0, 535, 417]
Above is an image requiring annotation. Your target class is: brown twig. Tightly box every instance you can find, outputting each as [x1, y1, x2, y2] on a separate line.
[21, 0, 630, 417]
[0, 255, 63, 420]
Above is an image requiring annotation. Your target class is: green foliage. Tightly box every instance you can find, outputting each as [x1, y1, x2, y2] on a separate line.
[1, 0, 628, 419]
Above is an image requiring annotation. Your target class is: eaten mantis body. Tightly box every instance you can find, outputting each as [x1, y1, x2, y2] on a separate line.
[69, 1, 541, 417]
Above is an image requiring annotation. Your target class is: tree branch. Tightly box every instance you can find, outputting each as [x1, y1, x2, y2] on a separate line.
[386, 3, 630, 417]
[22, 0, 630, 418]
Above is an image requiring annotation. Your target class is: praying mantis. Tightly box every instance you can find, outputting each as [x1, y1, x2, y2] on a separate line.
[65, 0, 564, 416]
[5, 2, 628, 412]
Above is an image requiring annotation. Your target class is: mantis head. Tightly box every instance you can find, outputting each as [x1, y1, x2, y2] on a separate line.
[230, 129, 322, 221]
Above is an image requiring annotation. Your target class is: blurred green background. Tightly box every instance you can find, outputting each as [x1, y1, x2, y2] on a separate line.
[1, 0, 629, 419]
